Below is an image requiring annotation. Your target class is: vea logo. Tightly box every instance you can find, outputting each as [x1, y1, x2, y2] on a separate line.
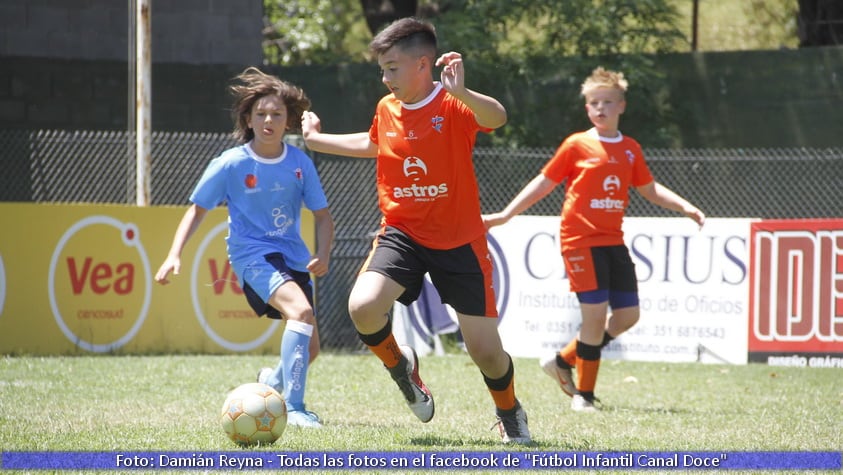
[190, 221, 280, 351]
[48, 216, 151, 352]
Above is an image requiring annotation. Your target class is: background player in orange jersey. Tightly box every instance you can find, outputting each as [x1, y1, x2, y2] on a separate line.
[301, 17, 530, 444]
[484, 67, 705, 412]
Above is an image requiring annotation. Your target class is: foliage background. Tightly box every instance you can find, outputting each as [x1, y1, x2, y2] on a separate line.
[261, 0, 800, 147]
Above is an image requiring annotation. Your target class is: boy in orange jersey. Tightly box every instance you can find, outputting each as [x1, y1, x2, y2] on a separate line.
[301, 17, 530, 444]
[484, 67, 705, 412]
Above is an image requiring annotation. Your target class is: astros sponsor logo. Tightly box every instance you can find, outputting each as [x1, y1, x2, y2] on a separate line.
[48, 216, 151, 352]
[394, 156, 448, 201]
[603, 175, 621, 194]
[590, 197, 625, 210]
[190, 221, 280, 351]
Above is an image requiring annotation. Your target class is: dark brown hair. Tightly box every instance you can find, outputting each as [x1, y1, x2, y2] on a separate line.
[369, 17, 437, 60]
[229, 67, 311, 143]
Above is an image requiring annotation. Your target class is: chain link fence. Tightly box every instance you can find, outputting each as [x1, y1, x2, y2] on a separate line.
[2, 130, 842, 351]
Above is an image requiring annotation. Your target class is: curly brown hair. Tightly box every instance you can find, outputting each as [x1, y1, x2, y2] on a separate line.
[229, 67, 311, 143]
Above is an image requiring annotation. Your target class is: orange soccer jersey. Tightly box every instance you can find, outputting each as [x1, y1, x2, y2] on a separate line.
[541, 128, 654, 252]
[369, 83, 490, 249]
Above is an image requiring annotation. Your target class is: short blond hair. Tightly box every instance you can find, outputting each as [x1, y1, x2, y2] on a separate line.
[581, 67, 628, 97]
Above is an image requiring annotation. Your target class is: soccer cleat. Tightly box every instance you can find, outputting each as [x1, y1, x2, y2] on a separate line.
[571, 394, 602, 412]
[492, 400, 532, 445]
[389, 345, 435, 423]
[286, 409, 323, 428]
[540, 353, 576, 398]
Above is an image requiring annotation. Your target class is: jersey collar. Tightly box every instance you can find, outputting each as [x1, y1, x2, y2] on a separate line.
[245, 142, 287, 164]
[401, 82, 443, 110]
[587, 127, 624, 143]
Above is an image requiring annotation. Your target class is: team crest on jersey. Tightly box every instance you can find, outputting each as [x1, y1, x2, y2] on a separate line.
[295, 168, 303, 180]
[625, 149, 635, 163]
[431, 115, 444, 133]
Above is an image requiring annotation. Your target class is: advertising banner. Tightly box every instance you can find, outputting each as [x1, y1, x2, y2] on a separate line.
[0, 203, 314, 355]
[395, 216, 751, 364]
[748, 219, 843, 367]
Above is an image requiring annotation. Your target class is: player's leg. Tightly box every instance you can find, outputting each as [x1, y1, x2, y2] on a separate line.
[572, 297, 609, 411]
[599, 245, 641, 356]
[268, 280, 320, 422]
[604, 243, 641, 341]
[541, 247, 602, 403]
[241, 254, 321, 427]
[566, 247, 610, 411]
[433, 235, 530, 444]
[456, 312, 530, 444]
[351, 227, 434, 423]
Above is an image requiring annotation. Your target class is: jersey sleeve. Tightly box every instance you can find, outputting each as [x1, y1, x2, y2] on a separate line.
[299, 154, 329, 211]
[629, 142, 654, 187]
[447, 95, 489, 134]
[541, 138, 574, 184]
[189, 156, 227, 210]
[369, 96, 388, 145]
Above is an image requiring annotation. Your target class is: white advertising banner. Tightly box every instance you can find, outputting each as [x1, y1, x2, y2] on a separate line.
[490, 216, 751, 364]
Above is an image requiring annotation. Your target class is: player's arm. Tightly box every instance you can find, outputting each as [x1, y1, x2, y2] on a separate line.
[301, 111, 377, 158]
[483, 174, 558, 229]
[307, 207, 334, 278]
[458, 88, 507, 130]
[636, 181, 706, 229]
[155, 203, 209, 284]
[436, 51, 507, 129]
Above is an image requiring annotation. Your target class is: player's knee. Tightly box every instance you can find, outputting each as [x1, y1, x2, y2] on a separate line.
[283, 305, 315, 324]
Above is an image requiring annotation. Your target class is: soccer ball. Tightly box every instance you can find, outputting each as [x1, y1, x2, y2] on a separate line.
[220, 382, 287, 446]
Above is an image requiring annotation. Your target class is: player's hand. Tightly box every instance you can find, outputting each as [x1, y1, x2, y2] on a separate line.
[686, 207, 706, 229]
[307, 256, 329, 277]
[301, 111, 322, 139]
[155, 256, 180, 285]
[481, 212, 508, 230]
[435, 51, 466, 94]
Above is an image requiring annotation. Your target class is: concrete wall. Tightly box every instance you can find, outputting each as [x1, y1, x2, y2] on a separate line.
[0, 0, 841, 148]
[0, 0, 262, 65]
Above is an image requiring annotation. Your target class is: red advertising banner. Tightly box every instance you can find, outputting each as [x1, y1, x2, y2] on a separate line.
[749, 219, 843, 367]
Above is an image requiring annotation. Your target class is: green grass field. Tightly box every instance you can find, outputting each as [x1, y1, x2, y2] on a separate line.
[1, 352, 840, 474]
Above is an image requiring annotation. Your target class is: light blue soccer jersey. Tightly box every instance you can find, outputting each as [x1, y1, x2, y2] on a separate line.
[190, 143, 328, 278]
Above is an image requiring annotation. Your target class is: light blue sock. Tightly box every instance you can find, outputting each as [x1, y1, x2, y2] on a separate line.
[265, 361, 284, 394]
[280, 320, 313, 413]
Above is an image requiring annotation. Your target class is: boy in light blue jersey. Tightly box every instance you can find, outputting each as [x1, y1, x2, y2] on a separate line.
[156, 67, 334, 428]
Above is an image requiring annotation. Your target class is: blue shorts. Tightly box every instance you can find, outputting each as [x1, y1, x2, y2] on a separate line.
[241, 253, 314, 320]
[361, 226, 498, 317]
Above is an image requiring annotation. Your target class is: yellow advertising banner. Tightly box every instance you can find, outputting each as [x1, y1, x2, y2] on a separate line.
[0, 203, 314, 355]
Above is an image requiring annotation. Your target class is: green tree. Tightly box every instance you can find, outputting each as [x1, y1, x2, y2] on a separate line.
[425, 0, 686, 147]
[263, 0, 371, 65]
[262, 0, 691, 147]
